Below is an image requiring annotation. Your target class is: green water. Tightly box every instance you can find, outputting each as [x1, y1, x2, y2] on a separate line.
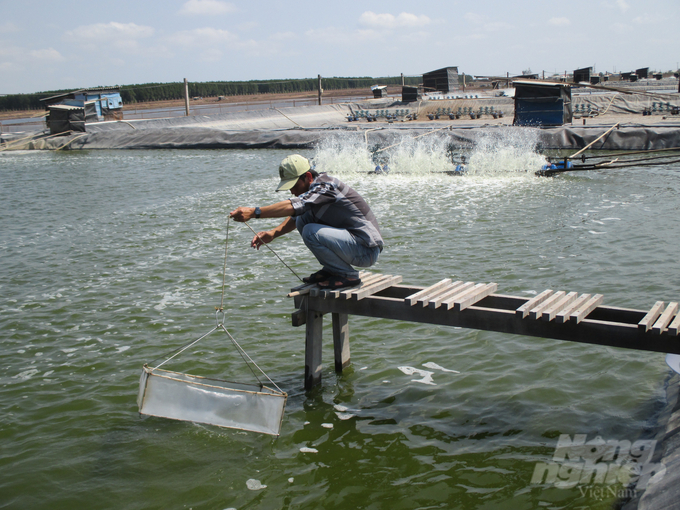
[1, 140, 678, 509]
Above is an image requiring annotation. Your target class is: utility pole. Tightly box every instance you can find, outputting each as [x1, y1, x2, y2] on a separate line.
[184, 78, 190, 116]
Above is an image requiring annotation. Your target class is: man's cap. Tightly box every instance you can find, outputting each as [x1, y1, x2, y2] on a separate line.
[276, 154, 311, 191]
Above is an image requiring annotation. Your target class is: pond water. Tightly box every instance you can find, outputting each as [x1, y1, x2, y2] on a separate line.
[1, 130, 679, 509]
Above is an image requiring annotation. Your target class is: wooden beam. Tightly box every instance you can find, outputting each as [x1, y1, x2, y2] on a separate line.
[405, 279, 452, 305]
[516, 289, 554, 318]
[305, 310, 324, 390]
[294, 292, 680, 355]
[332, 313, 350, 372]
[530, 291, 566, 320]
[653, 302, 678, 335]
[639, 301, 665, 332]
[570, 294, 604, 324]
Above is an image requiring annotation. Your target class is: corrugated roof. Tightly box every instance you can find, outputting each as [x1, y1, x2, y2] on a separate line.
[48, 104, 84, 111]
[40, 87, 120, 103]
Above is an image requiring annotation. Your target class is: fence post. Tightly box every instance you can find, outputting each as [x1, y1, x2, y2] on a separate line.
[184, 78, 190, 116]
[318, 75, 322, 105]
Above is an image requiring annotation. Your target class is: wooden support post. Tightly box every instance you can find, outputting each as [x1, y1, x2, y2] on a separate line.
[184, 78, 190, 116]
[317, 75, 322, 106]
[305, 310, 324, 390]
[332, 313, 350, 372]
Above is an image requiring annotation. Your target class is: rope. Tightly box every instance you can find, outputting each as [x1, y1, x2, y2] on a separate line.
[149, 217, 285, 394]
[218, 218, 230, 311]
[240, 220, 303, 282]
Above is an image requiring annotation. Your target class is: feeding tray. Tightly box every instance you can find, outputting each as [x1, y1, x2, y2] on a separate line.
[138, 364, 287, 436]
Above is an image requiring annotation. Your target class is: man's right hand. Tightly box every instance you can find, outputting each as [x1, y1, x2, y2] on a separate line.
[251, 231, 274, 249]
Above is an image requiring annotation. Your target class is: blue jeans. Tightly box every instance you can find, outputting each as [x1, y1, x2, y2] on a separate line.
[296, 213, 380, 279]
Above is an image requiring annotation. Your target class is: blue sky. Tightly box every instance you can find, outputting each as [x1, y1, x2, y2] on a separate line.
[1, 0, 678, 94]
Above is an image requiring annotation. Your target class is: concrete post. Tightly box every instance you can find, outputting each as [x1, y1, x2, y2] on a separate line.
[184, 78, 190, 116]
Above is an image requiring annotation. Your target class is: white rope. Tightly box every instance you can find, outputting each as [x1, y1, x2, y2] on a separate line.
[149, 216, 285, 395]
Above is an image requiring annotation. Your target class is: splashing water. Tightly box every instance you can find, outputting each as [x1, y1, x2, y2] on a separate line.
[465, 127, 549, 175]
[312, 127, 549, 178]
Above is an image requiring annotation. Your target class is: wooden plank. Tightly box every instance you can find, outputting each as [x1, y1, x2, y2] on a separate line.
[332, 313, 350, 372]
[351, 275, 403, 301]
[292, 308, 307, 327]
[453, 283, 498, 311]
[516, 289, 554, 318]
[441, 283, 486, 310]
[652, 302, 679, 335]
[570, 294, 604, 324]
[428, 282, 472, 309]
[639, 301, 665, 332]
[529, 291, 566, 320]
[669, 311, 680, 337]
[404, 279, 453, 306]
[332, 273, 385, 299]
[418, 285, 450, 306]
[541, 292, 578, 322]
[288, 283, 315, 298]
[310, 275, 378, 299]
[555, 294, 591, 324]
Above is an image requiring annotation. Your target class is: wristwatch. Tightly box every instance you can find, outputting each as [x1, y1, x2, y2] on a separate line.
[254, 207, 261, 219]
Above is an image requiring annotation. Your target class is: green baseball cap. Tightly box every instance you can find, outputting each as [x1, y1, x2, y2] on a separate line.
[276, 154, 311, 191]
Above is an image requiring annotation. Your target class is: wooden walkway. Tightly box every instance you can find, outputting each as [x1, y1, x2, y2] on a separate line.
[288, 272, 680, 389]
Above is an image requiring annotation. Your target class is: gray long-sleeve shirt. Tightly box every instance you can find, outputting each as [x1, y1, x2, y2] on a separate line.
[289, 173, 383, 249]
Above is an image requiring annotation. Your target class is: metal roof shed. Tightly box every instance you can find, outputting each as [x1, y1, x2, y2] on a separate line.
[47, 104, 86, 135]
[40, 87, 123, 121]
[513, 80, 572, 126]
[423, 67, 459, 93]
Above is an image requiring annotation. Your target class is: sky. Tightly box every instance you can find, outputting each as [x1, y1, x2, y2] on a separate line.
[1, 0, 678, 95]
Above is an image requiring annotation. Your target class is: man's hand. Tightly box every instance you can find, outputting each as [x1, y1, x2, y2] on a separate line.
[251, 231, 274, 249]
[229, 206, 254, 222]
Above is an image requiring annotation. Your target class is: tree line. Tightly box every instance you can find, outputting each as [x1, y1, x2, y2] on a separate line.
[0, 76, 422, 112]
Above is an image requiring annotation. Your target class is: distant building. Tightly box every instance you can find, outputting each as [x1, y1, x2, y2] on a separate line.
[513, 80, 572, 126]
[371, 85, 387, 98]
[423, 67, 459, 93]
[40, 87, 123, 135]
[573, 67, 592, 83]
[636, 67, 649, 79]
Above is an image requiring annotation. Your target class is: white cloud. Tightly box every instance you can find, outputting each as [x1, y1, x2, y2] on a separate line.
[65, 22, 154, 42]
[549, 17, 571, 26]
[464, 13, 486, 24]
[616, 0, 630, 13]
[172, 27, 238, 46]
[485, 21, 514, 32]
[359, 11, 431, 29]
[270, 31, 297, 42]
[633, 14, 654, 24]
[29, 48, 65, 61]
[0, 22, 21, 34]
[179, 0, 236, 15]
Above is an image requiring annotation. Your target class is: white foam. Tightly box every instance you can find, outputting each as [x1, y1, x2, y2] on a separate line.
[422, 362, 460, 374]
[299, 447, 318, 453]
[398, 366, 436, 385]
[246, 479, 267, 490]
[13, 369, 39, 380]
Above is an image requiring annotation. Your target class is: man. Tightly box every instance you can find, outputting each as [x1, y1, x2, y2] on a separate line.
[229, 154, 383, 289]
